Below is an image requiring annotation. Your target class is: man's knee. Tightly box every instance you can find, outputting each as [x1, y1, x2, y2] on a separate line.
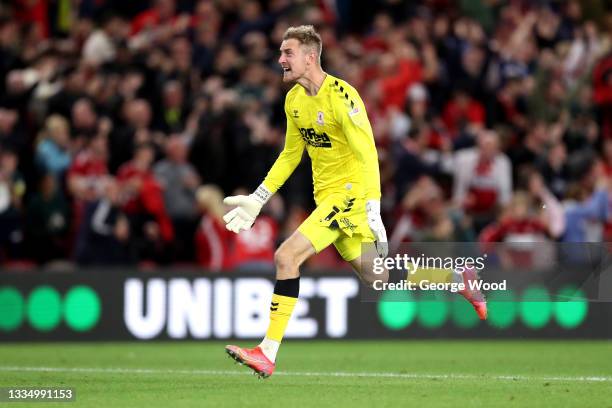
[273, 231, 316, 279]
[274, 246, 295, 270]
[274, 245, 301, 279]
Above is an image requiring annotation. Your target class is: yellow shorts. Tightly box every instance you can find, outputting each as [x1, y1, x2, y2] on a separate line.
[298, 192, 375, 261]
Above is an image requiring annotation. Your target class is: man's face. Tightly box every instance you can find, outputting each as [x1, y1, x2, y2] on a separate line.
[278, 39, 313, 83]
[478, 131, 498, 160]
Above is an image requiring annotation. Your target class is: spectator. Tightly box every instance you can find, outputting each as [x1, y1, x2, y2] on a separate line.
[377, 49, 423, 112]
[562, 182, 609, 243]
[67, 134, 109, 202]
[35, 115, 73, 181]
[391, 176, 475, 248]
[156, 80, 188, 133]
[0, 0, 611, 267]
[603, 139, 612, 176]
[478, 193, 556, 272]
[228, 189, 279, 272]
[453, 130, 512, 231]
[71, 98, 100, 144]
[393, 125, 451, 201]
[538, 141, 569, 199]
[82, 14, 129, 66]
[194, 184, 233, 271]
[117, 142, 174, 245]
[47, 68, 87, 120]
[130, 0, 179, 37]
[480, 173, 564, 246]
[109, 99, 156, 172]
[153, 135, 200, 261]
[507, 120, 549, 180]
[0, 108, 25, 155]
[74, 178, 135, 265]
[442, 87, 486, 140]
[0, 149, 26, 261]
[593, 52, 612, 140]
[25, 174, 70, 263]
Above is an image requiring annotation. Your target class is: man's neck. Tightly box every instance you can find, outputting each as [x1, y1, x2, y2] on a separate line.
[297, 68, 327, 96]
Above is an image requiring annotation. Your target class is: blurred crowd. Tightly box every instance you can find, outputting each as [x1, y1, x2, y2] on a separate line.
[0, 0, 612, 271]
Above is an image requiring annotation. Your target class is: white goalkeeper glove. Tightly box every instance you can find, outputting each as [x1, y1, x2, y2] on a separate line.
[366, 200, 388, 258]
[223, 184, 272, 233]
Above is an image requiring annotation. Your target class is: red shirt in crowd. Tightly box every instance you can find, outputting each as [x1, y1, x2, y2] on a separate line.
[67, 150, 109, 198]
[442, 97, 485, 136]
[195, 214, 233, 271]
[380, 59, 423, 111]
[465, 159, 499, 214]
[229, 215, 277, 268]
[116, 161, 174, 242]
[14, 0, 48, 38]
[479, 218, 550, 269]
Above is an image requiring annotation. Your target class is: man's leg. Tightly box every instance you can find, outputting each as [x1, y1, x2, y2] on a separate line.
[258, 231, 316, 362]
[226, 194, 360, 377]
[226, 219, 339, 378]
[331, 233, 389, 286]
[347, 243, 389, 286]
[336, 235, 487, 319]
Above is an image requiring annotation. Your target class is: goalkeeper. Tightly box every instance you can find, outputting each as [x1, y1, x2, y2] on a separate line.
[224, 25, 386, 378]
[223, 25, 484, 379]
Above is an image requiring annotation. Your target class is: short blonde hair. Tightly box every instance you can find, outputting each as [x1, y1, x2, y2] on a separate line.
[283, 25, 322, 65]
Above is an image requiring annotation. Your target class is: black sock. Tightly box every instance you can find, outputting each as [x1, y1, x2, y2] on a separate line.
[273, 277, 300, 298]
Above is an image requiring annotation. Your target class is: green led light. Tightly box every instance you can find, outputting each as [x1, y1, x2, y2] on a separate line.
[487, 289, 517, 329]
[554, 286, 588, 329]
[26, 286, 62, 332]
[64, 286, 101, 332]
[520, 286, 553, 329]
[417, 291, 448, 328]
[0, 287, 24, 332]
[451, 296, 480, 329]
[377, 290, 416, 330]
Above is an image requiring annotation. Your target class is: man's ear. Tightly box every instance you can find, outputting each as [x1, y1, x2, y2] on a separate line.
[307, 49, 317, 65]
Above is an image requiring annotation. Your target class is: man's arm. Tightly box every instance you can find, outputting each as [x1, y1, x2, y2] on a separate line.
[261, 105, 306, 194]
[570, 189, 608, 220]
[224, 99, 305, 233]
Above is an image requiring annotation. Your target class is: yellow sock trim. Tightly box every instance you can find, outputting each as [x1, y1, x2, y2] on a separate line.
[265, 294, 298, 342]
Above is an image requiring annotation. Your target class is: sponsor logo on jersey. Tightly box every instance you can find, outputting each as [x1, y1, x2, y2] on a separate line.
[300, 127, 332, 148]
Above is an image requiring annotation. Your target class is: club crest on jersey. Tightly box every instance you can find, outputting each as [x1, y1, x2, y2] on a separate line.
[293, 109, 299, 118]
[316, 111, 324, 125]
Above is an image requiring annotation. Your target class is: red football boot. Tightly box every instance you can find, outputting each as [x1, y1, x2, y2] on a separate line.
[225, 345, 275, 379]
[459, 267, 488, 320]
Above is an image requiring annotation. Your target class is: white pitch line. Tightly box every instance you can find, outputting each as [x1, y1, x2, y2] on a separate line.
[0, 366, 610, 383]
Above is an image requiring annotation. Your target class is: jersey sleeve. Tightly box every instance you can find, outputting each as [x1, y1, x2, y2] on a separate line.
[262, 97, 306, 194]
[335, 86, 381, 201]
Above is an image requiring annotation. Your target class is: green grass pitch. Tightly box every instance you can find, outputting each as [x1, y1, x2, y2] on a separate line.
[1, 341, 611, 407]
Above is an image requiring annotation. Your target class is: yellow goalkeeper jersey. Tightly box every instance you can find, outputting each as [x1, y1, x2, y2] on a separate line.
[262, 73, 381, 203]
